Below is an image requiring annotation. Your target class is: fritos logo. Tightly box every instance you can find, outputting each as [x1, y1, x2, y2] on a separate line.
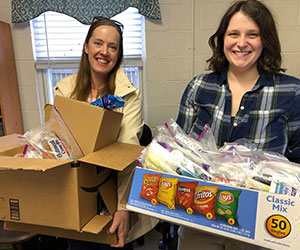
[160, 181, 172, 189]
[218, 191, 233, 204]
[195, 190, 213, 201]
[144, 177, 158, 185]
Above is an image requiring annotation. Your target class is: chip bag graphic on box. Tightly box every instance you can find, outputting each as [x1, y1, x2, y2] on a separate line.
[175, 181, 198, 214]
[215, 190, 241, 225]
[140, 174, 162, 205]
[158, 178, 179, 209]
[192, 186, 219, 220]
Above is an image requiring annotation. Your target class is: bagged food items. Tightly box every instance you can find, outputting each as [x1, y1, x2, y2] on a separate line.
[257, 161, 300, 197]
[158, 177, 179, 209]
[142, 121, 215, 180]
[175, 181, 198, 214]
[90, 95, 125, 109]
[144, 141, 178, 175]
[192, 186, 219, 220]
[23, 107, 84, 160]
[269, 181, 299, 197]
[13, 140, 41, 159]
[137, 119, 300, 197]
[215, 190, 241, 225]
[140, 174, 162, 205]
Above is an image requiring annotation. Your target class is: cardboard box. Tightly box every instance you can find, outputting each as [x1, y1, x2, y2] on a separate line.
[0, 96, 144, 244]
[127, 167, 300, 249]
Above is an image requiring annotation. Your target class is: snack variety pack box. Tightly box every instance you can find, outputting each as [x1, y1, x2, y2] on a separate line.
[0, 96, 144, 244]
[127, 167, 300, 250]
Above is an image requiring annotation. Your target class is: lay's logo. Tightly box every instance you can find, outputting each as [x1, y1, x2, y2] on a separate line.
[160, 181, 172, 189]
[218, 191, 233, 204]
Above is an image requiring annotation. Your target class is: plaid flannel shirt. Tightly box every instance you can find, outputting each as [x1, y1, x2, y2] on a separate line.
[176, 71, 300, 163]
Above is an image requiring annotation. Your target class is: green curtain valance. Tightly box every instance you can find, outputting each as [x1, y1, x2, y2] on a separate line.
[12, 0, 161, 24]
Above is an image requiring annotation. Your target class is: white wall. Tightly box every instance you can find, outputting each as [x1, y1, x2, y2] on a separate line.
[1, 0, 300, 132]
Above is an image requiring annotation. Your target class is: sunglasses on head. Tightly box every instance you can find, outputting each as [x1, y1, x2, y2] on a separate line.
[92, 16, 124, 33]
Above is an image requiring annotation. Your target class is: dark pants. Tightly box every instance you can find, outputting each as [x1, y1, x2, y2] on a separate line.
[67, 239, 133, 250]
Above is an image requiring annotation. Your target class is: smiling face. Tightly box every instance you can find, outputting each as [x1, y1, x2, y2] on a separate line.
[224, 11, 263, 73]
[84, 25, 120, 81]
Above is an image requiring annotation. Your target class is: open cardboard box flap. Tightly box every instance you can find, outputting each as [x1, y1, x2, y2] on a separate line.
[53, 95, 123, 155]
[6, 221, 117, 245]
[81, 215, 112, 234]
[0, 133, 25, 152]
[80, 142, 144, 171]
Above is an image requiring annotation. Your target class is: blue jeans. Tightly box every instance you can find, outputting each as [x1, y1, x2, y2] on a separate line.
[67, 239, 133, 250]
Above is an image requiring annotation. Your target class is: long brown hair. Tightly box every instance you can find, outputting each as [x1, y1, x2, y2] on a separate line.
[71, 18, 124, 101]
[207, 0, 285, 73]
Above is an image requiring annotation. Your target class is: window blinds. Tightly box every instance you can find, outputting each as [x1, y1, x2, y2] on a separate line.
[31, 7, 143, 60]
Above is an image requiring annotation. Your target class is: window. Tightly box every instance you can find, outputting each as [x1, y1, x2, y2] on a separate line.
[31, 8, 144, 113]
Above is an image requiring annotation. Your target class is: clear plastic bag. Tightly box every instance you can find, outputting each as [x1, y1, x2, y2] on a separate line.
[189, 123, 218, 151]
[136, 119, 215, 181]
[212, 141, 300, 195]
[23, 107, 84, 160]
[136, 119, 300, 196]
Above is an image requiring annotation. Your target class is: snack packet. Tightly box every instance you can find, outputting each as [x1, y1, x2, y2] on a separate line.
[140, 174, 162, 205]
[192, 186, 219, 220]
[158, 177, 179, 209]
[90, 95, 125, 109]
[175, 181, 198, 214]
[215, 189, 241, 225]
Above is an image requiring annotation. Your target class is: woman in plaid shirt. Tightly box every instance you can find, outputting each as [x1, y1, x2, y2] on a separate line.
[176, 0, 300, 249]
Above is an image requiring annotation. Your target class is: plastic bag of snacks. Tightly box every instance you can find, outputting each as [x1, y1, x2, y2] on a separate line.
[136, 122, 214, 181]
[23, 107, 84, 160]
[136, 119, 300, 197]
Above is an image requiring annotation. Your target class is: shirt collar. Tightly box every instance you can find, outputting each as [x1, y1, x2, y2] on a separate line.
[218, 70, 275, 87]
[257, 72, 275, 87]
[218, 71, 227, 86]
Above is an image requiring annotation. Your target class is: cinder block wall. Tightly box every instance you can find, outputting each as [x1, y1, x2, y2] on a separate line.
[144, 0, 300, 128]
[0, 0, 40, 132]
[1, 0, 300, 132]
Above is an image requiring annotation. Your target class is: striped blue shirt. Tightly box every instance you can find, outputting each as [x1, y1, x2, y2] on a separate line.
[176, 71, 300, 163]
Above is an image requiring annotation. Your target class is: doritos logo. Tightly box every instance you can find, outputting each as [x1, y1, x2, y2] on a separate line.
[218, 191, 233, 204]
[178, 186, 191, 194]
